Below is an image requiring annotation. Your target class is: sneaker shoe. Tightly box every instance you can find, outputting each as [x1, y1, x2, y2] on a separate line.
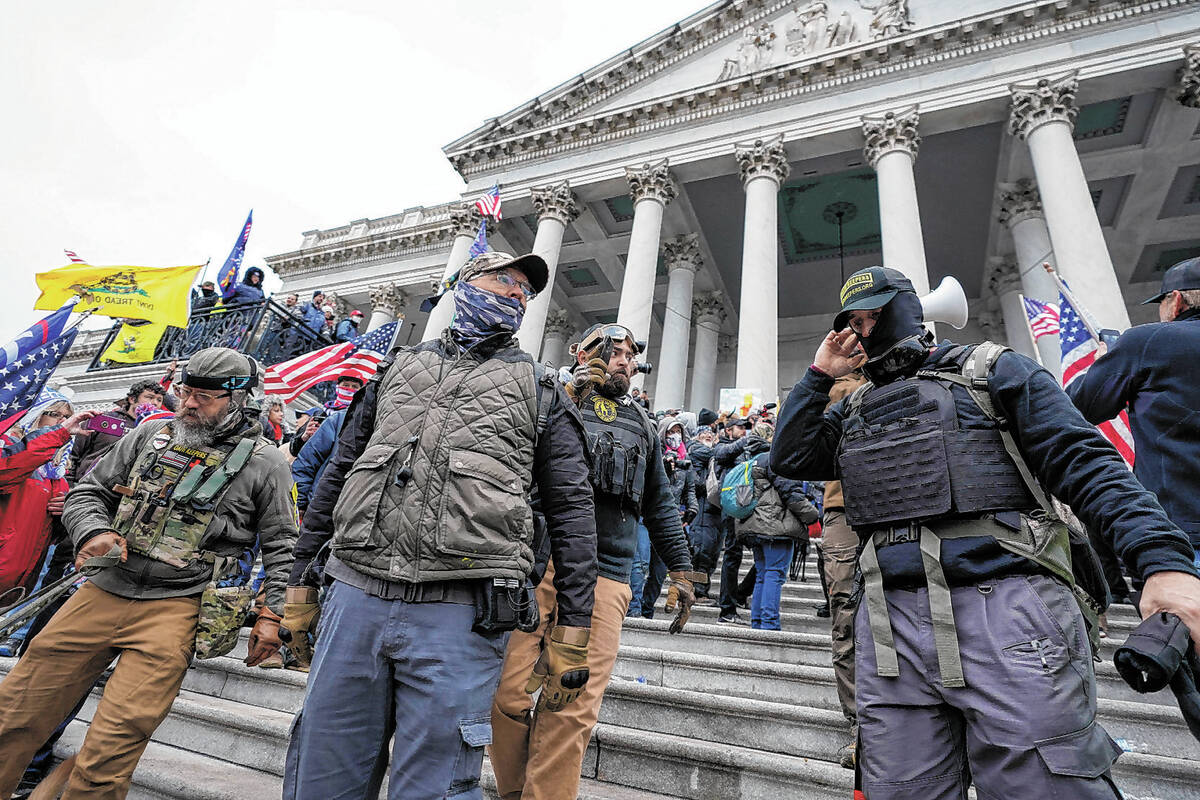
[838, 725, 858, 770]
[815, 604, 831, 619]
[258, 652, 285, 670]
[717, 614, 749, 626]
[694, 597, 718, 607]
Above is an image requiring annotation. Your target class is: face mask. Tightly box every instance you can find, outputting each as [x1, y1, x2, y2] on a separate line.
[856, 291, 931, 383]
[452, 280, 525, 345]
[329, 384, 357, 409]
[666, 433, 682, 448]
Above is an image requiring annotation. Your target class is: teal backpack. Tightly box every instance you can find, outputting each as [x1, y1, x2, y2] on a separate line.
[720, 460, 759, 520]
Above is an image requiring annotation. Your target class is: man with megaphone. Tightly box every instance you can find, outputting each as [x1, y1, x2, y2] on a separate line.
[772, 266, 1200, 799]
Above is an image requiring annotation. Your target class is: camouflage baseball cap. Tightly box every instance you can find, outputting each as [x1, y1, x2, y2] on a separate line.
[181, 348, 259, 392]
[459, 251, 549, 294]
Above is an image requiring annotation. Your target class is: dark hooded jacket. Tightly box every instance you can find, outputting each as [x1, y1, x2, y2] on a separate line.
[225, 267, 266, 306]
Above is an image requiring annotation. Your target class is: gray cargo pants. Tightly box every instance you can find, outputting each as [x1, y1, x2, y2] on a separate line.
[855, 574, 1122, 799]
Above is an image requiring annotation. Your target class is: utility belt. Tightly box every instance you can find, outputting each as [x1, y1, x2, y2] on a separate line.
[858, 512, 1092, 690]
[326, 555, 538, 634]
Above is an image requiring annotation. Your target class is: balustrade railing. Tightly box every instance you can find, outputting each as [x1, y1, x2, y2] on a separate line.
[87, 299, 338, 403]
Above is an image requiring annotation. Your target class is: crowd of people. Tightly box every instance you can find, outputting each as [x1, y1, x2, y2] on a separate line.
[0, 251, 1197, 800]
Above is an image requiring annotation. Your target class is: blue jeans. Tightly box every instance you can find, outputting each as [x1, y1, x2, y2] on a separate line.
[750, 539, 793, 630]
[284, 580, 510, 800]
[639, 547, 670, 618]
[627, 523, 651, 616]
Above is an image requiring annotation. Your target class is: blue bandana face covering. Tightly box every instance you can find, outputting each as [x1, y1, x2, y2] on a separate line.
[451, 279, 525, 345]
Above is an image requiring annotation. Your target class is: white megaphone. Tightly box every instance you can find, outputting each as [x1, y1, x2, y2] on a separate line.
[920, 276, 969, 330]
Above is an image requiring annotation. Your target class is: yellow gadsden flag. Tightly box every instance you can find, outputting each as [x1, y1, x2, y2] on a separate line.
[100, 320, 172, 364]
[34, 263, 203, 328]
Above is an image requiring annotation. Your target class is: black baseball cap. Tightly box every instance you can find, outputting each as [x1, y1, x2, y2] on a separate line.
[834, 267, 916, 331]
[1142, 256, 1200, 304]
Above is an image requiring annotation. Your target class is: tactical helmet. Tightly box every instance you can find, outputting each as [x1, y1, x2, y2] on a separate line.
[181, 348, 259, 392]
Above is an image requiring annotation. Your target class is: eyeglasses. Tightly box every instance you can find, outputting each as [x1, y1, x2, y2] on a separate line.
[489, 270, 537, 300]
[172, 385, 231, 403]
[41, 410, 68, 420]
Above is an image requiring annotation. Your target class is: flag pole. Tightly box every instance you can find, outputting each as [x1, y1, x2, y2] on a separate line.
[1041, 262, 1102, 340]
[1016, 293, 1046, 366]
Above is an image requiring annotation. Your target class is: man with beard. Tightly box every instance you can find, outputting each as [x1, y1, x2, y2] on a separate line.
[283, 251, 597, 800]
[0, 348, 298, 800]
[772, 266, 1200, 799]
[489, 323, 697, 800]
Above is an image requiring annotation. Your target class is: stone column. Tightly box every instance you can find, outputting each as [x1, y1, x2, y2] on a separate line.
[367, 282, 406, 332]
[616, 160, 677, 381]
[734, 135, 790, 401]
[998, 179, 1061, 374]
[988, 261, 1037, 360]
[517, 181, 580, 358]
[654, 234, 703, 411]
[688, 293, 726, 412]
[540, 309, 574, 369]
[422, 203, 484, 341]
[1010, 73, 1131, 330]
[862, 106, 930, 297]
[1178, 44, 1200, 108]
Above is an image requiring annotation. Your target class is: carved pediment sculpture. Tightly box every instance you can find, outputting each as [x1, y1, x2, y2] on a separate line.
[720, 21, 778, 80]
[858, 0, 913, 39]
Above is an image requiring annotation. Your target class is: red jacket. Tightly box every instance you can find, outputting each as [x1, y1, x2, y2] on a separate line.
[0, 425, 70, 600]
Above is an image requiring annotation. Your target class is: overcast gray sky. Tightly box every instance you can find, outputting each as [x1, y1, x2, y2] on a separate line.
[2, 0, 701, 334]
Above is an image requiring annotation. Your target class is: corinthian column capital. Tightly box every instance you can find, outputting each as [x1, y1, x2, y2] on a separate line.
[734, 134, 791, 186]
[625, 159, 678, 206]
[693, 292, 727, 326]
[662, 233, 703, 274]
[448, 202, 485, 238]
[543, 308, 575, 340]
[531, 181, 580, 226]
[862, 106, 920, 167]
[998, 179, 1044, 228]
[1179, 44, 1200, 109]
[988, 259, 1022, 297]
[369, 282, 407, 317]
[1009, 73, 1079, 140]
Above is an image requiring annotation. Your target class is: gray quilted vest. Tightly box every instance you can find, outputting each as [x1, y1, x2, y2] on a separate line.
[330, 335, 538, 584]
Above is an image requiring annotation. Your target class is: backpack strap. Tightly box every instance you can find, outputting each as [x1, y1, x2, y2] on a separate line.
[533, 365, 557, 442]
[844, 381, 874, 419]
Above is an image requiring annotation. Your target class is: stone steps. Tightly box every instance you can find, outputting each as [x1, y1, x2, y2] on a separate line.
[1, 560, 1193, 799]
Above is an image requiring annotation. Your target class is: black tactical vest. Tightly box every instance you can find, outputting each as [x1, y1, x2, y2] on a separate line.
[579, 393, 653, 506]
[838, 366, 1035, 528]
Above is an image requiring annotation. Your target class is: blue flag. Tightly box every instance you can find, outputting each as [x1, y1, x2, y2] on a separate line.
[217, 210, 254, 301]
[0, 328, 79, 434]
[0, 299, 77, 371]
[468, 220, 489, 258]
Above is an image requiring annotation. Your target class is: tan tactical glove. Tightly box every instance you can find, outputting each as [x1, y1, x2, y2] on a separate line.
[664, 571, 700, 635]
[280, 586, 320, 672]
[245, 604, 282, 667]
[525, 625, 590, 712]
[564, 358, 608, 404]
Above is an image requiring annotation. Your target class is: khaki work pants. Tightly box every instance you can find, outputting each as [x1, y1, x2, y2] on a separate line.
[0, 581, 198, 800]
[821, 509, 858, 723]
[489, 562, 631, 800]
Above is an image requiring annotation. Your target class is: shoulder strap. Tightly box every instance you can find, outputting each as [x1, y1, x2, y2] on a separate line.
[920, 341, 1056, 515]
[845, 382, 873, 418]
[626, 397, 659, 446]
[533, 365, 557, 441]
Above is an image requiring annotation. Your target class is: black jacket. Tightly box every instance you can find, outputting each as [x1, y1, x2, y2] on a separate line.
[1066, 310, 1200, 549]
[292, 335, 598, 627]
[772, 345, 1198, 589]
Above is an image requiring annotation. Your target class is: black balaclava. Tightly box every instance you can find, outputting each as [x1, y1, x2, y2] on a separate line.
[858, 291, 933, 384]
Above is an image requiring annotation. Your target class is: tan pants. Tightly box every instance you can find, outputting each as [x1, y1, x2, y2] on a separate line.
[0, 581, 198, 800]
[489, 563, 631, 800]
[821, 510, 858, 724]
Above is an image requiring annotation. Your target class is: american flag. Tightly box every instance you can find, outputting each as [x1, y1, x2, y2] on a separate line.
[1022, 296, 1060, 340]
[474, 183, 502, 220]
[63, 249, 87, 264]
[1059, 292, 1135, 467]
[468, 220, 489, 258]
[0, 328, 79, 437]
[264, 322, 397, 403]
[1, 301, 77, 371]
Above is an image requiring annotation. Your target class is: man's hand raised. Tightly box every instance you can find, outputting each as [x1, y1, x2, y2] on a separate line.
[813, 329, 867, 379]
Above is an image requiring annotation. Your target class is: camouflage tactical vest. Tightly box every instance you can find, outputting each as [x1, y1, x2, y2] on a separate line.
[113, 424, 260, 569]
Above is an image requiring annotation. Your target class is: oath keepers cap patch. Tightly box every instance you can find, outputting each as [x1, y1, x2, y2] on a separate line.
[834, 267, 917, 331]
[592, 396, 618, 423]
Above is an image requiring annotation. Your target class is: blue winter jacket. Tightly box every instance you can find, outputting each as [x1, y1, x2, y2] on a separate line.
[292, 410, 346, 512]
[772, 344, 1198, 590]
[335, 319, 359, 343]
[1066, 309, 1200, 550]
[224, 268, 265, 306]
